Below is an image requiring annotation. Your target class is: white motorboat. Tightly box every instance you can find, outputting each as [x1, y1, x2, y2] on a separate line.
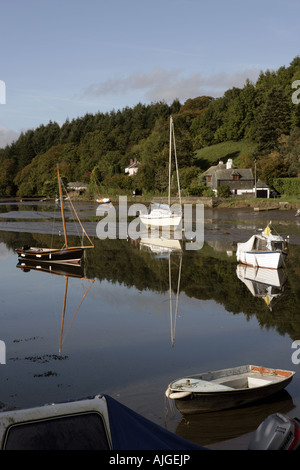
[236, 223, 288, 269]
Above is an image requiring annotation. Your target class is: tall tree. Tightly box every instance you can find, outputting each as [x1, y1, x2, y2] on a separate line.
[255, 86, 291, 153]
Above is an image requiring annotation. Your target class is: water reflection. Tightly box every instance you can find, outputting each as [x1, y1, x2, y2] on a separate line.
[5, 228, 300, 341]
[236, 265, 287, 310]
[174, 390, 295, 446]
[16, 260, 95, 353]
[0, 203, 299, 447]
[139, 237, 183, 347]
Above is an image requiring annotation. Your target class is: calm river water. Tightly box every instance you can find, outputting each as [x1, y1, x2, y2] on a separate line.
[0, 200, 299, 450]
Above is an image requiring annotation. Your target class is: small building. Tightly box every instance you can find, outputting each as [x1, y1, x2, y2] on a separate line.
[255, 179, 270, 198]
[125, 158, 140, 176]
[203, 159, 270, 197]
[67, 182, 89, 195]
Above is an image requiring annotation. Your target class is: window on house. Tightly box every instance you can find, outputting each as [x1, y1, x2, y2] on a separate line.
[232, 174, 240, 181]
[207, 176, 211, 182]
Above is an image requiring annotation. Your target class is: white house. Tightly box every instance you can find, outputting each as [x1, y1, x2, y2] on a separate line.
[203, 159, 270, 197]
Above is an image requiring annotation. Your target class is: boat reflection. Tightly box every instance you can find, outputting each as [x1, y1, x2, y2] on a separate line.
[236, 264, 287, 310]
[139, 237, 182, 257]
[139, 237, 182, 347]
[16, 260, 94, 352]
[17, 260, 84, 278]
[174, 389, 295, 446]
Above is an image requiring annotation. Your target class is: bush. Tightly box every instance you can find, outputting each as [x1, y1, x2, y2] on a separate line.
[202, 187, 215, 197]
[273, 177, 300, 196]
[217, 185, 231, 197]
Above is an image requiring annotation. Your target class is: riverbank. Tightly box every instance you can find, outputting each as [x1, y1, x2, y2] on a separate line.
[1, 195, 300, 211]
[111, 195, 300, 211]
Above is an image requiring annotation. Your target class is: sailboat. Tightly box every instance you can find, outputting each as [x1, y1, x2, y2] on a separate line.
[93, 174, 110, 204]
[96, 195, 111, 204]
[140, 116, 182, 228]
[16, 167, 94, 265]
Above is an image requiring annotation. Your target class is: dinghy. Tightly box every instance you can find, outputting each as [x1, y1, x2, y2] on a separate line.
[165, 365, 295, 415]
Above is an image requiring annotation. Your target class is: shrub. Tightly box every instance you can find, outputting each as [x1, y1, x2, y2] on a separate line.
[272, 177, 300, 196]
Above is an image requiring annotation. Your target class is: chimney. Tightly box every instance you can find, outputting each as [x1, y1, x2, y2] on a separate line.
[226, 159, 233, 169]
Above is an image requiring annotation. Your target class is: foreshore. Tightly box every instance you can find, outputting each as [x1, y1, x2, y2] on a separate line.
[2, 195, 299, 211]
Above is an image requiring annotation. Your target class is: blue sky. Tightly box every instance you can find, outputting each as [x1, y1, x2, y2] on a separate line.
[0, 0, 299, 147]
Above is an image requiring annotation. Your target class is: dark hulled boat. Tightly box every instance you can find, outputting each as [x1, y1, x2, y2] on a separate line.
[16, 167, 94, 265]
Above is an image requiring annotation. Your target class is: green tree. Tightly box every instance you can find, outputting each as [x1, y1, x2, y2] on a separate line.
[255, 87, 291, 153]
[0, 158, 17, 196]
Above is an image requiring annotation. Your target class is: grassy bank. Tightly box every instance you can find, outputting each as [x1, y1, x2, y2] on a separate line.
[194, 140, 257, 169]
[216, 196, 300, 210]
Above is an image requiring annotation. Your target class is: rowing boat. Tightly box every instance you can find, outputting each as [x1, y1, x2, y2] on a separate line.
[165, 365, 295, 414]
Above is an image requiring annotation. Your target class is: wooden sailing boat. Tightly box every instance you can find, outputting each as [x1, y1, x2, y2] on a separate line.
[16, 167, 94, 265]
[140, 116, 182, 227]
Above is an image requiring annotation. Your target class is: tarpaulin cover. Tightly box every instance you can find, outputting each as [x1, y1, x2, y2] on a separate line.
[104, 395, 206, 450]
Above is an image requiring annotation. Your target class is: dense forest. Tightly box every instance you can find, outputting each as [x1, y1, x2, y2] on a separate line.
[1, 56, 300, 199]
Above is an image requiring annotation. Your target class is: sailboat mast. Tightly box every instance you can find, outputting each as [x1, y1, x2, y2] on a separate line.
[57, 167, 68, 247]
[169, 116, 181, 208]
[172, 119, 181, 208]
[59, 276, 68, 353]
[168, 116, 173, 207]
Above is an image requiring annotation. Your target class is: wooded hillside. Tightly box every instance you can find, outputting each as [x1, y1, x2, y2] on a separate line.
[1, 56, 300, 198]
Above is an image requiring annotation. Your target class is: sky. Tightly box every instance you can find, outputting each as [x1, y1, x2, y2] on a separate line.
[0, 0, 299, 147]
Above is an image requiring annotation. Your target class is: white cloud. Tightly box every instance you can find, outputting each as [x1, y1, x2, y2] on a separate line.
[80, 67, 261, 104]
[0, 126, 19, 148]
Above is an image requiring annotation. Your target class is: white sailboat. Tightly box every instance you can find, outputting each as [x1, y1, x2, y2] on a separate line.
[92, 174, 111, 204]
[140, 116, 182, 228]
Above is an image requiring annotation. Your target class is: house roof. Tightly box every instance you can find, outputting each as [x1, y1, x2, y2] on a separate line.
[256, 179, 270, 188]
[215, 168, 253, 179]
[205, 167, 253, 180]
[203, 159, 270, 191]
